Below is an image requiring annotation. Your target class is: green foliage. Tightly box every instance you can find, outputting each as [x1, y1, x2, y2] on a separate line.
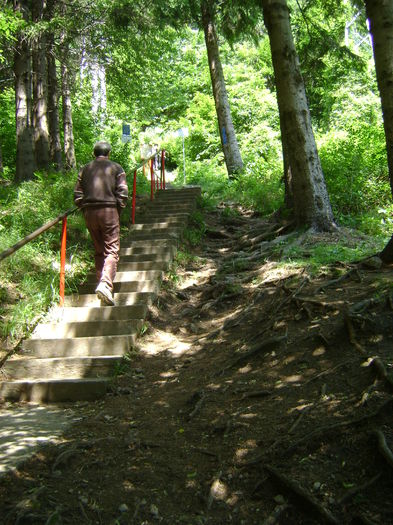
[0, 7, 23, 64]
[318, 89, 390, 216]
[0, 174, 91, 343]
[0, 88, 16, 175]
[279, 229, 386, 274]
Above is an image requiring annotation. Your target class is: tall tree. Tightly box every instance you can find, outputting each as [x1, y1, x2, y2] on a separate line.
[46, 0, 63, 171]
[364, 0, 393, 262]
[61, 54, 76, 170]
[151, 0, 244, 178]
[31, 0, 50, 171]
[14, 0, 36, 183]
[261, 0, 335, 231]
[201, 1, 244, 177]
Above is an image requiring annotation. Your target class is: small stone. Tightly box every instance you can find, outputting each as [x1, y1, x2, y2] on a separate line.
[119, 503, 129, 513]
[313, 482, 321, 491]
[150, 504, 159, 517]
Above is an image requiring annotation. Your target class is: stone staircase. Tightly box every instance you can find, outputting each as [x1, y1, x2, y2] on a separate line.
[0, 186, 201, 403]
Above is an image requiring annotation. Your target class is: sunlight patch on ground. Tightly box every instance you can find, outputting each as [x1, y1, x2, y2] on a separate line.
[251, 262, 302, 286]
[178, 266, 216, 289]
[139, 329, 191, 356]
[0, 405, 75, 475]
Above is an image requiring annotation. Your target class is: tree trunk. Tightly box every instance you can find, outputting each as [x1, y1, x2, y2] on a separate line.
[47, 40, 63, 171]
[46, 0, 63, 171]
[32, 0, 50, 171]
[32, 41, 50, 170]
[262, 0, 335, 231]
[201, 1, 244, 178]
[0, 142, 3, 174]
[61, 56, 76, 170]
[364, 1, 393, 262]
[14, 1, 36, 183]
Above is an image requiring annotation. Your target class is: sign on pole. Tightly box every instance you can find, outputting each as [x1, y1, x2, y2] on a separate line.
[122, 123, 131, 143]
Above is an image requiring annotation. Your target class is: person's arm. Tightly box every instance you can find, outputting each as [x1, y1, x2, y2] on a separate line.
[74, 169, 84, 207]
[115, 169, 128, 210]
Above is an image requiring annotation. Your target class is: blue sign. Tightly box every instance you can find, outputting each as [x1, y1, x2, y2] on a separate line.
[122, 124, 130, 136]
[222, 126, 227, 145]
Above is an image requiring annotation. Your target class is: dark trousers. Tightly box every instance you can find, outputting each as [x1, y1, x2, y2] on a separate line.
[83, 207, 120, 291]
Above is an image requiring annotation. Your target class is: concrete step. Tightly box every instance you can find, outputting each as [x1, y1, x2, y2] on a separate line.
[116, 261, 169, 272]
[126, 232, 180, 241]
[83, 270, 163, 286]
[31, 319, 142, 339]
[79, 279, 159, 294]
[134, 216, 187, 224]
[2, 356, 123, 380]
[119, 245, 176, 256]
[120, 238, 178, 248]
[22, 334, 135, 358]
[144, 203, 195, 211]
[48, 303, 148, 323]
[64, 291, 156, 307]
[120, 253, 174, 262]
[0, 378, 109, 403]
[129, 221, 184, 231]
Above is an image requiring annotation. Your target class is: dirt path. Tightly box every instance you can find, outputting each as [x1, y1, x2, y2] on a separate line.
[1, 203, 393, 524]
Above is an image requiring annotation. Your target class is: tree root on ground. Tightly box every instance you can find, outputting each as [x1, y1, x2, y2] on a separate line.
[315, 267, 359, 295]
[228, 335, 287, 369]
[337, 472, 382, 505]
[373, 429, 393, 469]
[242, 398, 393, 466]
[264, 465, 340, 524]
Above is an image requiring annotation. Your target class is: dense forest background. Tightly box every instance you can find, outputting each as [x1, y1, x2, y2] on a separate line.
[0, 0, 392, 343]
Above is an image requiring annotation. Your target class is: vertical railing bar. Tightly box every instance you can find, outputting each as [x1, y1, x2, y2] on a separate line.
[161, 149, 166, 190]
[132, 169, 137, 224]
[59, 216, 67, 307]
[150, 158, 154, 201]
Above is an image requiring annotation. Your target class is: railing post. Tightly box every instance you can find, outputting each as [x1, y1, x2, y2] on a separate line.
[59, 216, 67, 307]
[132, 169, 137, 224]
[150, 158, 154, 200]
[161, 150, 166, 190]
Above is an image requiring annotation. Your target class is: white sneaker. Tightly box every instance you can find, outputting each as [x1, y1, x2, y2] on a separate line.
[95, 282, 115, 306]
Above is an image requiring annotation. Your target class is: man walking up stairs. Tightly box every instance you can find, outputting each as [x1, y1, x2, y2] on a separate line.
[0, 186, 201, 403]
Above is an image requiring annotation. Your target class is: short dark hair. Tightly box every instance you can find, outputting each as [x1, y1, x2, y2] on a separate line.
[93, 141, 111, 157]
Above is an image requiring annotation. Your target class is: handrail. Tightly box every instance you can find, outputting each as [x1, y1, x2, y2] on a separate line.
[0, 148, 167, 305]
[0, 207, 77, 263]
[130, 149, 166, 224]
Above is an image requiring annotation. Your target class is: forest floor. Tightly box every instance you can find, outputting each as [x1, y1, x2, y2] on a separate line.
[1, 201, 393, 525]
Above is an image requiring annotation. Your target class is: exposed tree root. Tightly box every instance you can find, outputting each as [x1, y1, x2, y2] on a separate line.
[373, 429, 393, 469]
[315, 267, 358, 295]
[370, 357, 393, 391]
[229, 335, 287, 369]
[337, 472, 382, 505]
[264, 465, 340, 524]
[281, 398, 393, 458]
[242, 398, 393, 466]
[344, 311, 366, 355]
[303, 360, 354, 386]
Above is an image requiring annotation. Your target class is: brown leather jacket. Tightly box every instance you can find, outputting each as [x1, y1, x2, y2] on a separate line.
[74, 157, 128, 209]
